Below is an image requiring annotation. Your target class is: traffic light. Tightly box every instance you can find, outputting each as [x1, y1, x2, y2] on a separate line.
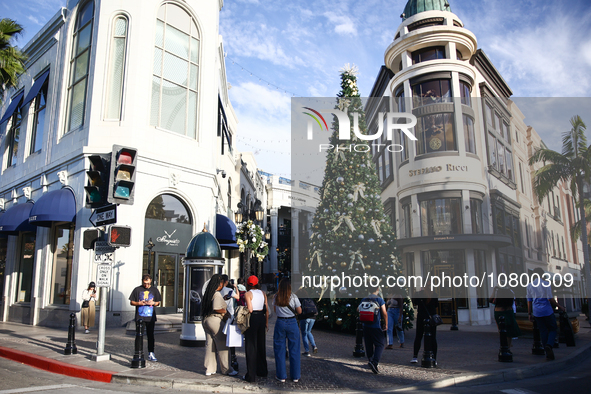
[83, 228, 103, 250]
[85, 154, 111, 208]
[108, 145, 137, 205]
[108, 225, 131, 247]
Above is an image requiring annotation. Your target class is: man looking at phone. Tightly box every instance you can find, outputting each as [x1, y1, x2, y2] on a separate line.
[129, 274, 162, 362]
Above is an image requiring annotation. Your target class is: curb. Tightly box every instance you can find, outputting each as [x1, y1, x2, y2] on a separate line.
[0, 346, 113, 383]
[392, 342, 591, 391]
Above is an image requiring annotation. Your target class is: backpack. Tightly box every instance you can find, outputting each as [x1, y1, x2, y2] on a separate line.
[358, 299, 380, 323]
[235, 305, 251, 334]
[298, 298, 318, 320]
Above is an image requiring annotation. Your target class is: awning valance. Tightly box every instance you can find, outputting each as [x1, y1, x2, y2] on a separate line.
[0, 202, 36, 234]
[215, 213, 237, 244]
[29, 187, 76, 227]
[22, 70, 50, 107]
[0, 92, 24, 124]
[220, 243, 239, 250]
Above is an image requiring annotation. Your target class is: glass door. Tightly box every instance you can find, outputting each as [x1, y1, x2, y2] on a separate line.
[155, 253, 177, 314]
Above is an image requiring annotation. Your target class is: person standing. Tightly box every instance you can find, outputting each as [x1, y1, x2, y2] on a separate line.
[411, 282, 438, 365]
[81, 282, 97, 334]
[358, 285, 388, 374]
[296, 288, 318, 356]
[386, 292, 404, 349]
[201, 274, 238, 376]
[490, 285, 521, 349]
[220, 275, 239, 371]
[243, 275, 269, 382]
[527, 267, 565, 360]
[129, 274, 162, 362]
[273, 279, 302, 383]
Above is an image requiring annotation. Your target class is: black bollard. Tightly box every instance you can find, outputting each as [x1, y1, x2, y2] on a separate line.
[421, 319, 436, 368]
[498, 315, 513, 362]
[353, 320, 365, 358]
[131, 319, 146, 368]
[450, 306, 459, 331]
[559, 310, 576, 347]
[64, 313, 78, 355]
[532, 319, 545, 355]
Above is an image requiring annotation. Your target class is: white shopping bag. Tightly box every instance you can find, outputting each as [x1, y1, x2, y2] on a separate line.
[226, 323, 243, 348]
[222, 317, 232, 335]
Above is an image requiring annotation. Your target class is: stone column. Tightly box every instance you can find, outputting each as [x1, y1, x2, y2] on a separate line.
[291, 208, 300, 275]
[270, 208, 278, 273]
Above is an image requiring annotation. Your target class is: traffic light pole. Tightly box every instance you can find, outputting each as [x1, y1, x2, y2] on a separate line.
[91, 285, 111, 362]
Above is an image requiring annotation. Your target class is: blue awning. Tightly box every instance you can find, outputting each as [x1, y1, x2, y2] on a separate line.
[220, 243, 239, 250]
[0, 202, 36, 234]
[22, 70, 50, 107]
[215, 213, 237, 244]
[29, 187, 76, 227]
[0, 92, 24, 124]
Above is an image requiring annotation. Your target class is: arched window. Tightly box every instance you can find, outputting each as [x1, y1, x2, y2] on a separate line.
[150, 3, 200, 138]
[65, 1, 94, 132]
[146, 194, 192, 224]
[105, 16, 128, 120]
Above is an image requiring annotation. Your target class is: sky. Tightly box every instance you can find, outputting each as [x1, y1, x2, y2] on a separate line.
[4, 0, 591, 183]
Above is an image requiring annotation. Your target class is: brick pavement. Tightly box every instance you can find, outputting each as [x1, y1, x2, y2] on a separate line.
[1, 316, 590, 392]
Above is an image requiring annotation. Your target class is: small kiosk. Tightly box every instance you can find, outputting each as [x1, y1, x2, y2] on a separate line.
[180, 227, 224, 347]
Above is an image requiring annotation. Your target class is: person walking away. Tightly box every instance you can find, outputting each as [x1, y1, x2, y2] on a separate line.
[386, 291, 404, 349]
[201, 274, 238, 376]
[527, 267, 565, 360]
[273, 279, 302, 382]
[129, 274, 162, 362]
[411, 281, 439, 365]
[243, 275, 269, 382]
[81, 282, 97, 334]
[358, 285, 387, 374]
[490, 285, 521, 350]
[296, 288, 318, 356]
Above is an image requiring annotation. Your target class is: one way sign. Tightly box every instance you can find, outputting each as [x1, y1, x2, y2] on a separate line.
[89, 204, 117, 227]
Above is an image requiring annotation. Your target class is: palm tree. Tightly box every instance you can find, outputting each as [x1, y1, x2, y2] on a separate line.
[571, 198, 591, 244]
[0, 18, 26, 102]
[529, 115, 591, 310]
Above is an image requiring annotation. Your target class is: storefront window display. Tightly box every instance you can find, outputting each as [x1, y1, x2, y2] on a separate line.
[420, 197, 462, 236]
[50, 224, 75, 305]
[15, 233, 36, 303]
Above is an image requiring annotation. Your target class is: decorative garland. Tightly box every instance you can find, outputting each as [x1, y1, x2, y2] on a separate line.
[236, 220, 269, 261]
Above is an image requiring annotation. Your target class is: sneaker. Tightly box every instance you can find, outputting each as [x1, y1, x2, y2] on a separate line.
[228, 370, 238, 376]
[386, 345, 393, 350]
[410, 357, 418, 363]
[313, 347, 318, 354]
[545, 345, 555, 360]
[369, 361, 379, 374]
[293, 379, 299, 383]
[84, 329, 90, 334]
[148, 352, 158, 362]
[205, 371, 216, 376]
[302, 352, 311, 357]
[275, 376, 285, 383]
[400, 343, 404, 348]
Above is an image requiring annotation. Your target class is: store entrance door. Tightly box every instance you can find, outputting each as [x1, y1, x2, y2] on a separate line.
[433, 264, 457, 324]
[154, 253, 185, 314]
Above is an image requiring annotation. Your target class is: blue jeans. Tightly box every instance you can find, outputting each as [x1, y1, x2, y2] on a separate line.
[535, 314, 558, 347]
[387, 308, 404, 345]
[273, 318, 301, 380]
[300, 318, 317, 352]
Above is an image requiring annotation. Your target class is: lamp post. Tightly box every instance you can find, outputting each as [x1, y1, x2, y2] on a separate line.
[235, 199, 265, 279]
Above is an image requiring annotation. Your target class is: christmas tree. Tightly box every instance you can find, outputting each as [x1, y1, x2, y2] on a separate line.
[302, 65, 403, 331]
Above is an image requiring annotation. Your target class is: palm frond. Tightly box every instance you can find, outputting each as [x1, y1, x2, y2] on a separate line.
[571, 199, 591, 241]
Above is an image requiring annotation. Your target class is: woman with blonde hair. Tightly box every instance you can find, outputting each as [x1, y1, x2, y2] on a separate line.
[273, 279, 302, 383]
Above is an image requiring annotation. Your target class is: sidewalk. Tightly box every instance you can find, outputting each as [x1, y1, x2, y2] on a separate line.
[1, 315, 590, 393]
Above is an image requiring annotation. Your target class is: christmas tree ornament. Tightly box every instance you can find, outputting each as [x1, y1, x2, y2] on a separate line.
[368, 238, 375, 244]
[339, 286, 347, 294]
[336, 318, 343, 325]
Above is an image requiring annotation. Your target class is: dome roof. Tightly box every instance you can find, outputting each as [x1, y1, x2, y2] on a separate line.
[186, 227, 223, 259]
[402, 0, 451, 20]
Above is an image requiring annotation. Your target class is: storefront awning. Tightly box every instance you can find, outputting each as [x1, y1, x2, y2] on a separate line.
[29, 187, 76, 227]
[219, 243, 239, 250]
[0, 92, 24, 125]
[0, 202, 36, 234]
[215, 213, 237, 244]
[22, 70, 50, 107]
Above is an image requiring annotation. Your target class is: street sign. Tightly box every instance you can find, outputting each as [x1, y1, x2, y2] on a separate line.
[89, 204, 117, 227]
[94, 241, 115, 264]
[96, 264, 112, 287]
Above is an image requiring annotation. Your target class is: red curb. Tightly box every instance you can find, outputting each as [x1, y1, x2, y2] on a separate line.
[0, 346, 113, 383]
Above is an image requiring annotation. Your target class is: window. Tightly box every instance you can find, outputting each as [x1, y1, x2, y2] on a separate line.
[470, 198, 483, 234]
[150, 3, 201, 138]
[7, 99, 22, 166]
[475, 250, 488, 308]
[15, 233, 36, 303]
[460, 81, 471, 106]
[145, 194, 192, 223]
[463, 115, 475, 153]
[402, 203, 412, 238]
[488, 133, 497, 170]
[485, 103, 494, 127]
[420, 197, 462, 236]
[456, 50, 462, 60]
[416, 113, 455, 155]
[65, 1, 94, 132]
[412, 79, 451, 107]
[395, 88, 409, 161]
[412, 46, 445, 65]
[50, 225, 74, 305]
[497, 141, 505, 174]
[504, 123, 511, 143]
[30, 81, 47, 154]
[505, 149, 513, 181]
[105, 16, 128, 120]
[519, 162, 524, 193]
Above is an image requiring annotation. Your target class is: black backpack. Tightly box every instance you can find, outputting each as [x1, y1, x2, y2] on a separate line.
[299, 298, 318, 320]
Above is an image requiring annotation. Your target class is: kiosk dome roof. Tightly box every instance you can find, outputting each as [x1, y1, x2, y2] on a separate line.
[186, 226, 222, 259]
[402, 0, 451, 20]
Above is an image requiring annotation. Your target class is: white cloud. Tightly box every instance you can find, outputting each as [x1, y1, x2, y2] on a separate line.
[27, 15, 41, 25]
[323, 12, 357, 36]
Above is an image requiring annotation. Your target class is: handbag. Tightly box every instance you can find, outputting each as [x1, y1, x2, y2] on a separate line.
[235, 305, 251, 334]
[226, 323, 244, 347]
[82, 300, 90, 308]
[420, 299, 443, 326]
